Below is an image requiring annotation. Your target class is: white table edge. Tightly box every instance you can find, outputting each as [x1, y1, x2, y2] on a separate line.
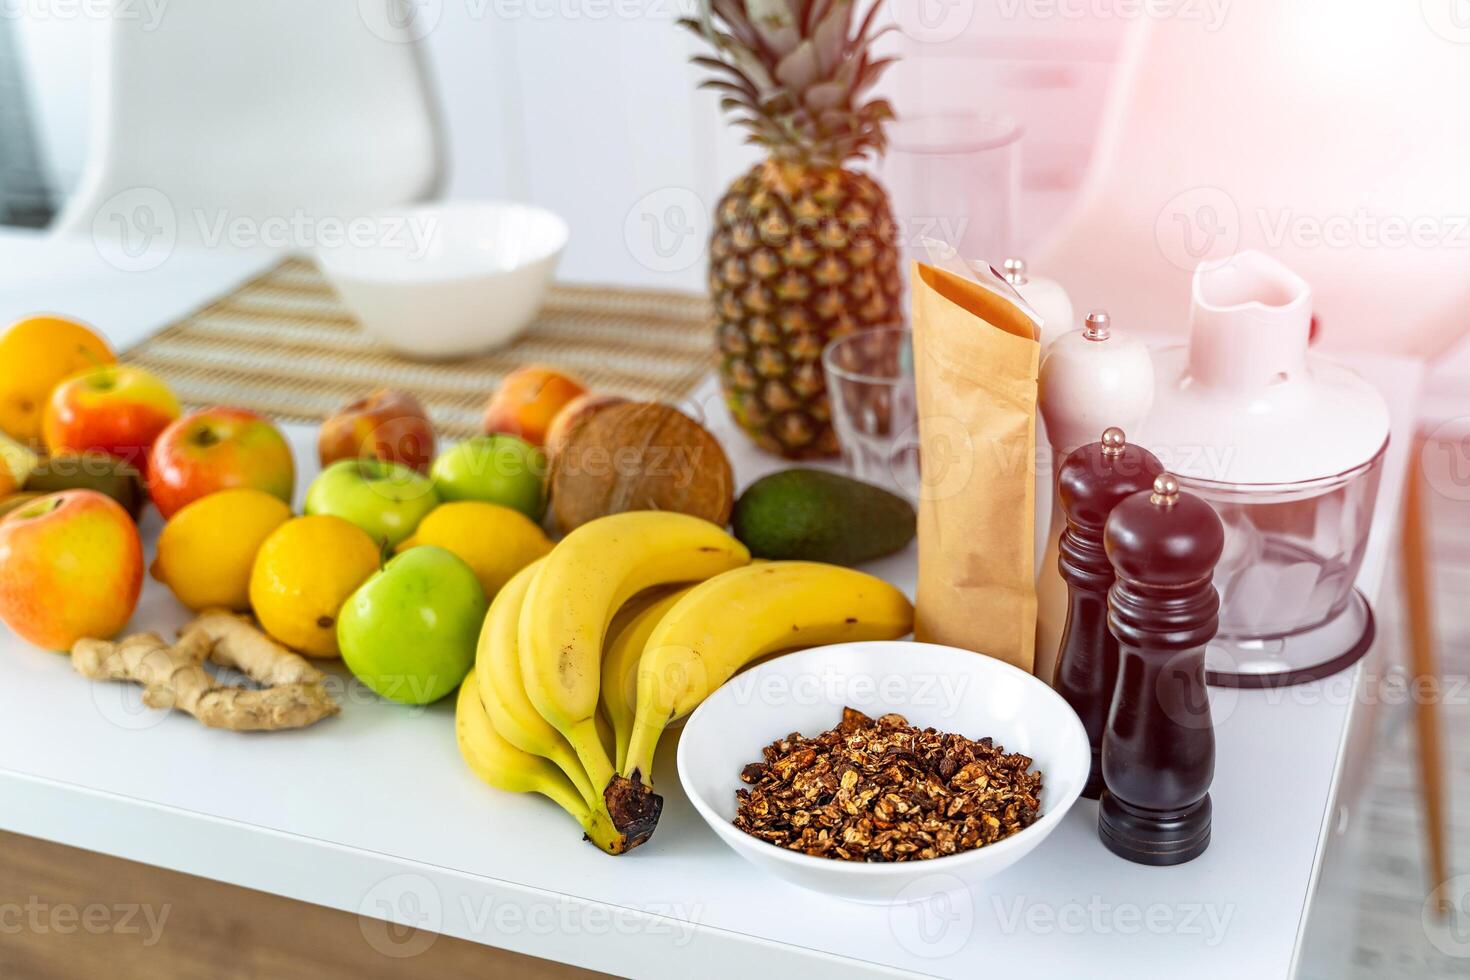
[2, 765, 924, 980]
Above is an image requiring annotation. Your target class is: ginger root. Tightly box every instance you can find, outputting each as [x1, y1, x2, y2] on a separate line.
[182, 608, 325, 686]
[71, 613, 339, 732]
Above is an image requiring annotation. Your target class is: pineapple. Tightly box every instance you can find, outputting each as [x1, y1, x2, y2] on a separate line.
[683, 0, 902, 458]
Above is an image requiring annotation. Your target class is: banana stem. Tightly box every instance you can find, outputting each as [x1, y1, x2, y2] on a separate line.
[578, 806, 627, 854]
[615, 725, 631, 774]
[534, 771, 636, 855]
[603, 775, 662, 849]
[622, 711, 671, 787]
[622, 741, 654, 789]
[567, 718, 616, 791]
[572, 720, 663, 848]
[595, 708, 617, 760]
[539, 776, 593, 822]
[548, 742, 601, 811]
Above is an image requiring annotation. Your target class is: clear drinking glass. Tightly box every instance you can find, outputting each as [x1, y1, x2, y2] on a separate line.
[882, 112, 1022, 274]
[822, 327, 918, 499]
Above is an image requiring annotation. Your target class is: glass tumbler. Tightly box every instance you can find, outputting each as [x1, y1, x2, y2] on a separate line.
[882, 112, 1022, 275]
[821, 327, 918, 499]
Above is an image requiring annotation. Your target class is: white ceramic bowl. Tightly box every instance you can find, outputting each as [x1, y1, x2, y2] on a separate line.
[316, 201, 567, 359]
[677, 641, 1089, 904]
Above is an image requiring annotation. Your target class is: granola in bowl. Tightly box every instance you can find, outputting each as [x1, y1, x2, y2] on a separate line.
[734, 707, 1044, 862]
[676, 641, 1088, 901]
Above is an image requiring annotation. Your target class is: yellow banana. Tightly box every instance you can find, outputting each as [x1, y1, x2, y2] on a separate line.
[519, 511, 749, 834]
[600, 585, 697, 771]
[475, 558, 600, 808]
[455, 670, 623, 853]
[622, 561, 914, 785]
[595, 704, 616, 760]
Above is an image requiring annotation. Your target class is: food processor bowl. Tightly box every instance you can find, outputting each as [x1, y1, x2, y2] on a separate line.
[1139, 251, 1392, 686]
[1182, 440, 1385, 643]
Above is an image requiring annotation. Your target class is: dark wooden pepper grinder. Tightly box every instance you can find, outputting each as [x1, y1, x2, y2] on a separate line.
[1098, 473, 1224, 866]
[1052, 426, 1163, 799]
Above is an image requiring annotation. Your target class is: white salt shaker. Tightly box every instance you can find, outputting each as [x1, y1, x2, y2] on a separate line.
[1034, 310, 1155, 686]
[1003, 258, 1074, 349]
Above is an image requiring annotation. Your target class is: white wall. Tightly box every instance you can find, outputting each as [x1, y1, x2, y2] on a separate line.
[11, 1, 1123, 291]
[419, 2, 764, 292]
[415, 3, 1130, 289]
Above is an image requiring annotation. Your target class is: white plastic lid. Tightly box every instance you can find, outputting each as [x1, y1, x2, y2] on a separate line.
[1141, 252, 1389, 485]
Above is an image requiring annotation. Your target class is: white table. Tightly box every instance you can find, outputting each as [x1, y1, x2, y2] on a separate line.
[0, 235, 1425, 979]
[0, 228, 276, 350]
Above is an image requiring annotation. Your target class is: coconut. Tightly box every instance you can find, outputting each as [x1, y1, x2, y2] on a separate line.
[548, 401, 733, 534]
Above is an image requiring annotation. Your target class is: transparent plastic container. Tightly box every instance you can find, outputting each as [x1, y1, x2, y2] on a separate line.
[1181, 437, 1385, 642]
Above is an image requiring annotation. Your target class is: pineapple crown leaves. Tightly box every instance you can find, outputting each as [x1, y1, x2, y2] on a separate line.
[681, 0, 898, 168]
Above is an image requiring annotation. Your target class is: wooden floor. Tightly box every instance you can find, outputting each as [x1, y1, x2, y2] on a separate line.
[0, 831, 609, 980]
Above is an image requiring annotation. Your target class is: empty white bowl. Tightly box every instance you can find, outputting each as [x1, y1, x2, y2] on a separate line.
[676, 641, 1089, 904]
[316, 201, 568, 359]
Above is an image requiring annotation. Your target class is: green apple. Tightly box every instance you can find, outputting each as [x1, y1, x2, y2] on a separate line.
[430, 434, 546, 520]
[337, 545, 487, 705]
[305, 457, 439, 548]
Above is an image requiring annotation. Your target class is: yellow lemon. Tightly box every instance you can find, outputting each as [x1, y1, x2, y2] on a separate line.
[151, 489, 292, 612]
[249, 514, 381, 658]
[0, 315, 115, 445]
[396, 501, 552, 599]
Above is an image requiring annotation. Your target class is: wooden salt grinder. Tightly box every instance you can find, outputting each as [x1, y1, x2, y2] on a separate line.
[1052, 427, 1163, 799]
[1098, 473, 1224, 866]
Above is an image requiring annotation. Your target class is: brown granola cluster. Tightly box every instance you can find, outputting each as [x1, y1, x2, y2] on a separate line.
[733, 707, 1043, 862]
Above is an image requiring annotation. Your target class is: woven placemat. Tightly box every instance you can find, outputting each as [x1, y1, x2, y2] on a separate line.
[122, 257, 717, 438]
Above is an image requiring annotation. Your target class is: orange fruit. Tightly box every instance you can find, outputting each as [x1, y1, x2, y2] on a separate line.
[0, 315, 115, 445]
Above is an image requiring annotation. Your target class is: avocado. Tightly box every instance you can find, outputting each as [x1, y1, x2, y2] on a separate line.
[731, 468, 915, 566]
[24, 451, 147, 520]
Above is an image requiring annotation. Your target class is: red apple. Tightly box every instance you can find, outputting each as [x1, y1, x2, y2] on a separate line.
[0, 490, 143, 649]
[482, 366, 586, 447]
[148, 407, 295, 519]
[42, 365, 181, 471]
[318, 389, 435, 473]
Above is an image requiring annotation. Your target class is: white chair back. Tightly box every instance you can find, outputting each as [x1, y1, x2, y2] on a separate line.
[52, 0, 443, 249]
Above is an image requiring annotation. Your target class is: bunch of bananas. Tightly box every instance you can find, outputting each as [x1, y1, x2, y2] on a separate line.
[454, 510, 914, 854]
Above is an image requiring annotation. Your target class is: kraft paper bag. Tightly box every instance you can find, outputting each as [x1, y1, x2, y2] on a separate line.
[910, 260, 1042, 672]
